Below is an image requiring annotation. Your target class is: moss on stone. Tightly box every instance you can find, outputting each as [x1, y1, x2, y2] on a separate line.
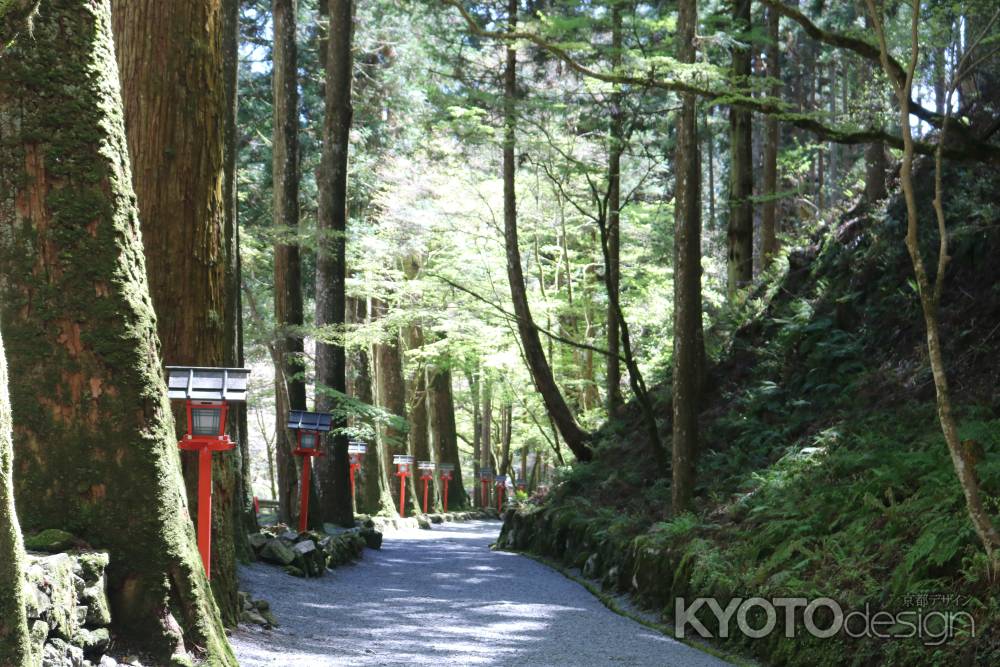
[23, 528, 77, 553]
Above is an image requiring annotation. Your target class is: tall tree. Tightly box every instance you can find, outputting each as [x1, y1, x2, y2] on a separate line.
[501, 0, 593, 462]
[0, 10, 35, 665]
[372, 299, 408, 514]
[672, 0, 704, 514]
[222, 0, 257, 555]
[728, 0, 754, 298]
[428, 364, 468, 508]
[605, 1, 624, 415]
[0, 0, 235, 661]
[863, 12, 889, 204]
[316, 0, 355, 527]
[479, 374, 493, 506]
[111, 0, 246, 623]
[347, 297, 379, 511]
[272, 0, 308, 526]
[498, 402, 513, 478]
[867, 0, 1000, 561]
[760, 5, 780, 267]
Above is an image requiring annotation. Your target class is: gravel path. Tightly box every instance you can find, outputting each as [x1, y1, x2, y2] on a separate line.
[230, 520, 731, 666]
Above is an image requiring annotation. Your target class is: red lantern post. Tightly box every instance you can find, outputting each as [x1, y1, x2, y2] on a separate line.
[479, 467, 494, 509]
[418, 461, 435, 513]
[438, 463, 454, 512]
[167, 366, 250, 580]
[495, 475, 508, 512]
[348, 441, 367, 508]
[393, 455, 414, 517]
[288, 410, 332, 533]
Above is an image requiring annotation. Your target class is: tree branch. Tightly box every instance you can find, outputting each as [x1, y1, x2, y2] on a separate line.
[429, 271, 627, 362]
[440, 0, 1000, 165]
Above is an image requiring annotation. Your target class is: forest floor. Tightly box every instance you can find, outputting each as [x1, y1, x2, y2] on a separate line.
[230, 520, 729, 666]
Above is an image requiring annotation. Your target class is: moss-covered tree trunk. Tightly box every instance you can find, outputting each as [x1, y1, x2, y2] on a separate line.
[111, 0, 244, 627]
[0, 331, 30, 667]
[0, 1, 235, 662]
[0, 9, 37, 665]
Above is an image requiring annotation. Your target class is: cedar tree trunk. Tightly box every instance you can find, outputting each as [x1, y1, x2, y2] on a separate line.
[112, 0, 245, 624]
[272, 0, 307, 526]
[672, 0, 704, 515]
[728, 0, 754, 298]
[760, 5, 780, 267]
[316, 0, 355, 527]
[501, 0, 592, 462]
[0, 1, 235, 661]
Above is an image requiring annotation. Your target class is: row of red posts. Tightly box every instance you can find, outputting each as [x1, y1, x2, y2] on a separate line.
[165, 366, 469, 580]
[167, 366, 524, 579]
[477, 469, 526, 512]
[391, 457, 455, 517]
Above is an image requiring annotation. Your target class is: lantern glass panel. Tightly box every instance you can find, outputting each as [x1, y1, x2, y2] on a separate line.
[300, 432, 317, 449]
[191, 407, 221, 436]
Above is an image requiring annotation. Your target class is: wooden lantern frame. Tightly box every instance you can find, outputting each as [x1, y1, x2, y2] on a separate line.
[166, 366, 249, 579]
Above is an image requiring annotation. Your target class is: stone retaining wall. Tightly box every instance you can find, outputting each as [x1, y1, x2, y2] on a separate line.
[24, 550, 112, 667]
[249, 526, 371, 578]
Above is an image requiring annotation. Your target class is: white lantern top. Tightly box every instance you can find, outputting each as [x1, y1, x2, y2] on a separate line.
[166, 366, 250, 402]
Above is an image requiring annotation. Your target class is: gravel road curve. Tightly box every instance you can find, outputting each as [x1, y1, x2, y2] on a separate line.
[231, 520, 732, 666]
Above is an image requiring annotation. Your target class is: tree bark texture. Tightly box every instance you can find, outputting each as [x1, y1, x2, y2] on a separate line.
[222, 0, 258, 558]
[863, 11, 888, 204]
[429, 365, 468, 509]
[111, 0, 245, 625]
[501, 0, 592, 462]
[316, 0, 355, 527]
[0, 8, 35, 665]
[672, 0, 704, 515]
[761, 5, 780, 267]
[499, 402, 513, 478]
[479, 376, 493, 506]
[404, 330, 431, 513]
[271, 0, 307, 527]
[0, 2, 236, 661]
[372, 299, 408, 515]
[728, 0, 754, 298]
[605, 2, 623, 415]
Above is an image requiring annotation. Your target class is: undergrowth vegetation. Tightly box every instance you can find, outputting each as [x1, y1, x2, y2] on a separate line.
[502, 163, 1000, 666]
